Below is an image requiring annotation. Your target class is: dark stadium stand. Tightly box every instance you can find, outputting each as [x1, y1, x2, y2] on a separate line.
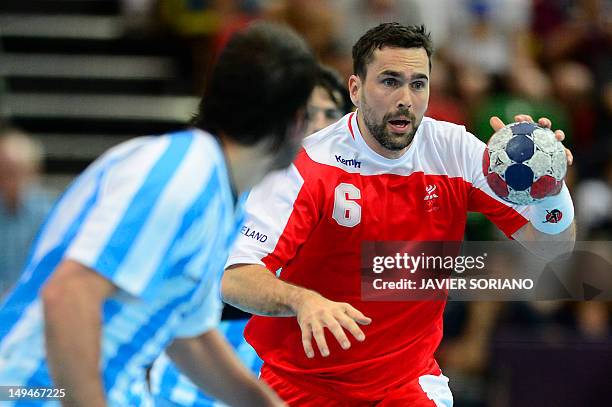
[0, 0, 197, 185]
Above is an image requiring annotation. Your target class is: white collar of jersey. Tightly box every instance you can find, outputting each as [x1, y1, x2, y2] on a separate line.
[349, 110, 423, 167]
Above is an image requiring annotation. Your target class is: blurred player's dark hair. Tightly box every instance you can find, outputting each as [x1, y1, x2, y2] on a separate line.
[352, 23, 433, 78]
[193, 22, 317, 152]
[316, 64, 353, 114]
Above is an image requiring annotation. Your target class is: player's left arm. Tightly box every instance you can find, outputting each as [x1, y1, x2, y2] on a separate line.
[491, 115, 576, 258]
[42, 260, 117, 407]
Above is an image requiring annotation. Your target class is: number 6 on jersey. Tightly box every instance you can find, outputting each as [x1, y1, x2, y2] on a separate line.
[332, 183, 362, 227]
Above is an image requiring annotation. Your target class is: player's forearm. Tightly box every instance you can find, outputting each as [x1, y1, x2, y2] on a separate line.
[513, 220, 576, 260]
[42, 264, 108, 407]
[167, 330, 283, 407]
[512, 182, 576, 260]
[222, 264, 314, 317]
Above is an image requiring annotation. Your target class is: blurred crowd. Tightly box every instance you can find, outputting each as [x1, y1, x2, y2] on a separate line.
[118, 0, 611, 232]
[1, 0, 610, 405]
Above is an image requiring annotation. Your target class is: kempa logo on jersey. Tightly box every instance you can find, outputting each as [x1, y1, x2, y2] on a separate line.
[335, 155, 362, 169]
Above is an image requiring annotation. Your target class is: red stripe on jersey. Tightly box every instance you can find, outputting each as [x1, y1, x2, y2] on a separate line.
[347, 112, 356, 139]
[260, 150, 318, 274]
[468, 187, 528, 238]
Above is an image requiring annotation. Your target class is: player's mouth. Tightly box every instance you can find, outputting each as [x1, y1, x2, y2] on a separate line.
[387, 117, 411, 133]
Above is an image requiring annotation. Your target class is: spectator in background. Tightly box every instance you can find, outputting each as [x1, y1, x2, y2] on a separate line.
[540, 0, 611, 87]
[551, 61, 599, 177]
[264, 0, 338, 66]
[455, 64, 493, 124]
[445, 0, 532, 76]
[575, 153, 612, 239]
[333, 0, 422, 53]
[159, 0, 262, 94]
[425, 57, 468, 126]
[470, 64, 569, 145]
[330, 0, 422, 78]
[0, 128, 53, 297]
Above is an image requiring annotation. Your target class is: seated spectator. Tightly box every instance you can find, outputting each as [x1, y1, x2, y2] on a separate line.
[575, 153, 612, 239]
[0, 127, 54, 297]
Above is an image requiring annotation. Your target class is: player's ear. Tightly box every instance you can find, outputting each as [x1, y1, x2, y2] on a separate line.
[348, 74, 361, 107]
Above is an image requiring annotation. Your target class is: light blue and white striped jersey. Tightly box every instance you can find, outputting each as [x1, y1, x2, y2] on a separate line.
[0, 129, 243, 406]
[151, 319, 263, 407]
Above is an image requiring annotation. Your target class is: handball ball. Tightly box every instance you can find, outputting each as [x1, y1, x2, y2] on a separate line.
[483, 121, 567, 205]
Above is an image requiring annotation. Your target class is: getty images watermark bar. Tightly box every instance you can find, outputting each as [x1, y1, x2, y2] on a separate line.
[0, 386, 66, 401]
[360, 241, 612, 301]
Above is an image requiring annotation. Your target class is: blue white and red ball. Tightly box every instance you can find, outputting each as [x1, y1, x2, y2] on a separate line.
[483, 121, 567, 205]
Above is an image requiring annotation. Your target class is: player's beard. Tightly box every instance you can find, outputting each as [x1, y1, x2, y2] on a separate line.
[362, 95, 419, 151]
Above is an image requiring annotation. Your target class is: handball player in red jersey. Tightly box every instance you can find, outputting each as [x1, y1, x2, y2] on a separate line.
[221, 23, 576, 406]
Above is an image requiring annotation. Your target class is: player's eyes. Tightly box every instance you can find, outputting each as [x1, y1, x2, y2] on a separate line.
[411, 81, 426, 90]
[381, 78, 399, 87]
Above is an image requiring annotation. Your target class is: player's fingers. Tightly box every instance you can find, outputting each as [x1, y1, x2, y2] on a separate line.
[337, 313, 366, 342]
[489, 116, 505, 131]
[343, 304, 372, 325]
[554, 129, 565, 141]
[300, 324, 315, 359]
[565, 148, 574, 166]
[323, 317, 351, 350]
[514, 114, 534, 123]
[311, 323, 330, 357]
[537, 117, 552, 128]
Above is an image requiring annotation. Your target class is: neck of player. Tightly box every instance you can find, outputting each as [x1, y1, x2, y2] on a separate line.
[222, 136, 275, 196]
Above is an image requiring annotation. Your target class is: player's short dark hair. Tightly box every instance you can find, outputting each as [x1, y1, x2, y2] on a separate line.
[316, 64, 353, 114]
[193, 22, 317, 151]
[352, 23, 433, 78]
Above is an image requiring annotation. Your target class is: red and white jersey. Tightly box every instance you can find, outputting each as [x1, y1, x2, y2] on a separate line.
[227, 112, 529, 401]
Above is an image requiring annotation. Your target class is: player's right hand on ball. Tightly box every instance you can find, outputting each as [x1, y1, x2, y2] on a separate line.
[294, 290, 371, 358]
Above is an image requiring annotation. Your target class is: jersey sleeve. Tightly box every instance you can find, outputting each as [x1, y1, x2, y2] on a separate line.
[65, 133, 216, 301]
[174, 278, 223, 338]
[226, 157, 320, 273]
[461, 130, 530, 238]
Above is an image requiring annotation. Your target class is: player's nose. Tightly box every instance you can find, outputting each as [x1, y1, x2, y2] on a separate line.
[395, 86, 412, 110]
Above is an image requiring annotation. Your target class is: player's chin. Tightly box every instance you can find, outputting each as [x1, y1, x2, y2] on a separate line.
[385, 132, 414, 150]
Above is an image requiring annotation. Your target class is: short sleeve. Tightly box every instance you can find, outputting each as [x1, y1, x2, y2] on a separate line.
[174, 279, 223, 338]
[226, 156, 320, 273]
[66, 133, 217, 300]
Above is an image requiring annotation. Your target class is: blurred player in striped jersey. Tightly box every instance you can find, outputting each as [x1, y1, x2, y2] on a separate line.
[0, 22, 316, 407]
[219, 23, 575, 406]
[150, 63, 353, 407]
